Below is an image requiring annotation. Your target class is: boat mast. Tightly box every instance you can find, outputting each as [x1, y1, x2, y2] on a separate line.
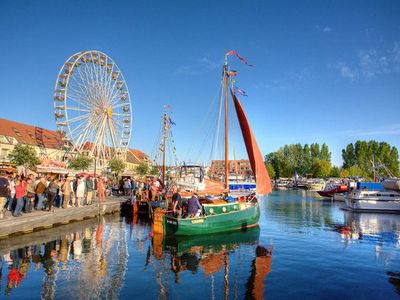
[162, 112, 167, 186]
[223, 56, 229, 189]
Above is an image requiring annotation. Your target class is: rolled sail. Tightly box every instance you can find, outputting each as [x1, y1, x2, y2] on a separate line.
[231, 89, 272, 195]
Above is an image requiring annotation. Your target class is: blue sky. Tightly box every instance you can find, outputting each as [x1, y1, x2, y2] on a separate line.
[0, 0, 399, 166]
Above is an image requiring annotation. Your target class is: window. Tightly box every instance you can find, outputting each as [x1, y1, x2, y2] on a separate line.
[12, 127, 22, 137]
[0, 148, 8, 159]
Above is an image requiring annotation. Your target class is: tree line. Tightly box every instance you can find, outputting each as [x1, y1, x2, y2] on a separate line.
[265, 140, 400, 179]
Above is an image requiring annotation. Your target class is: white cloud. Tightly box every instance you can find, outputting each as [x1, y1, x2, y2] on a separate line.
[198, 57, 220, 70]
[336, 62, 358, 81]
[315, 25, 332, 33]
[323, 27, 332, 33]
[337, 41, 400, 81]
[340, 124, 400, 137]
[174, 56, 221, 76]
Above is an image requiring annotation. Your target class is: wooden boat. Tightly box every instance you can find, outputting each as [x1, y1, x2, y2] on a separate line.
[161, 52, 272, 236]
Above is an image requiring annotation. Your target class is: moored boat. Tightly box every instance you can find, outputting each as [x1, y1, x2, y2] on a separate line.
[163, 194, 260, 235]
[345, 189, 400, 212]
[333, 193, 346, 201]
[306, 179, 326, 191]
[161, 52, 271, 236]
[317, 184, 348, 198]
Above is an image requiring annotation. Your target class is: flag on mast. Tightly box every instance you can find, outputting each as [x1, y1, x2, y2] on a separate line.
[225, 50, 253, 67]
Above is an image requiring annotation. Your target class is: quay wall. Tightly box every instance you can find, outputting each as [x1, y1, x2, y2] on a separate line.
[0, 198, 128, 239]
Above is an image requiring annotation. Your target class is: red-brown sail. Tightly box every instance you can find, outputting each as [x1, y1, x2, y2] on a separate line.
[231, 89, 272, 195]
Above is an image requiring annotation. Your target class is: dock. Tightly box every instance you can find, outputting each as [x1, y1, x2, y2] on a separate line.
[0, 196, 129, 239]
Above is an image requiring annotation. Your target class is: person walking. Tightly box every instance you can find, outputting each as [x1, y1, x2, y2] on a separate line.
[13, 179, 26, 217]
[85, 176, 94, 205]
[0, 174, 9, 219]
[35, 177, 47, 210]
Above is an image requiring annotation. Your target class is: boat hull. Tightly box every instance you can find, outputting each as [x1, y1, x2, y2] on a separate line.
[345, 191, 400, 212]
[163, 202, 260, 236]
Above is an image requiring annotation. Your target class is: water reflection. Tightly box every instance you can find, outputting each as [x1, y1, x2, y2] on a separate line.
[334, 211, 400, 246]
[0, 216, 128, 298]
[151, 227, 273, 299]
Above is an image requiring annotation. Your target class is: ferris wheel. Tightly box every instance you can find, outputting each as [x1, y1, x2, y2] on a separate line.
[53, 50, 132, 165]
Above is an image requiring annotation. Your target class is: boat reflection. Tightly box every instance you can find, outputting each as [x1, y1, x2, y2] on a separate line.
[151, 226, 272, 299]
[335, 211, 400, 243]
[0, 216, 128, 298]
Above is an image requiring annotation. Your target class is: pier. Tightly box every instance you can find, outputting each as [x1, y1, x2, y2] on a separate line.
[0, 197, 128, 239]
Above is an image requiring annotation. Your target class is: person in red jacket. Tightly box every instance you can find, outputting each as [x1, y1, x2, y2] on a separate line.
[13, 179, 26, 217]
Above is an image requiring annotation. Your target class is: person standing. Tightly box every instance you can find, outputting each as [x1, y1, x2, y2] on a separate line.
[0, 174, 9, 219]
[76, 177, 86, 207]
[45, 178, 58, 212]
[187, 193, 202, 217]
[70, 178, 76, 207]
[62, 178, 71, 208]
[25, 175, 36, 213]
[123, 179, 131, 196]
[172, 187, 183, 218]
[13, 179, 26, 217]
[35, 177, 47, 210]
[85, 176, 94, 205]
[98, 178, 105, 202]
[7, 176, 16, 211]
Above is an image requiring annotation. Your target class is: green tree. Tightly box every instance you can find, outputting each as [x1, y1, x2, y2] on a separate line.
[265, 163, 276, 179]
[150, 165, 159, 176]
[310, 159, 332, 178]
[342, 143, 356, 169]
[343, 165, 365, 177]
[310, 143, 320, 160]
[330, 166, 341, 177]
[108, 158, 126, 177]
[8, 144, 41, 169]
[68, 155, 92, 171]
[341, 140, 400, 178]
[136, 162, 149, 176]
[320, 143, 331, 162]
[265, 142, 332, 178]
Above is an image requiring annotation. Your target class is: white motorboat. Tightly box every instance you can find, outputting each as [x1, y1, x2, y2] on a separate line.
[306, 179, 326, 191]
[345, 190, 400, 212]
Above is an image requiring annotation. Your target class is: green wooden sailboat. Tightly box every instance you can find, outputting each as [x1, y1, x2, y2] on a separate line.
[162, 52, 272, 236]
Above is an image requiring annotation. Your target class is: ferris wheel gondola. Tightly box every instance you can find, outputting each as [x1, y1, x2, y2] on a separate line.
[53, 50, 132, 166]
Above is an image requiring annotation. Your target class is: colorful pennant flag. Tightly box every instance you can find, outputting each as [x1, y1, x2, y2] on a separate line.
[228, 70, 238, 76]
[225, 50, 253, 67]
[233, 85, 248, 97]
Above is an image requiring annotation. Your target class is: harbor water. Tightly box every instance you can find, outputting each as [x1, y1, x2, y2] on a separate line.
[1, 190, 400, 299]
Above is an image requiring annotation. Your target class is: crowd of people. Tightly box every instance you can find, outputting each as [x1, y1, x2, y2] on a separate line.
[0, 173, 109, 219]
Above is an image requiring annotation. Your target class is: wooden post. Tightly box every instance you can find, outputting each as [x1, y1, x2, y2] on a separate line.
[162, 112, 167, 186]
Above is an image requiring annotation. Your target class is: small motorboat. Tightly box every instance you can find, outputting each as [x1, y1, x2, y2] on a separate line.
[317, 184, 348, 198]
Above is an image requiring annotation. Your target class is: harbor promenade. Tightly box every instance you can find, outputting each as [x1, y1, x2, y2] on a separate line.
[0, 196, 128, 239]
